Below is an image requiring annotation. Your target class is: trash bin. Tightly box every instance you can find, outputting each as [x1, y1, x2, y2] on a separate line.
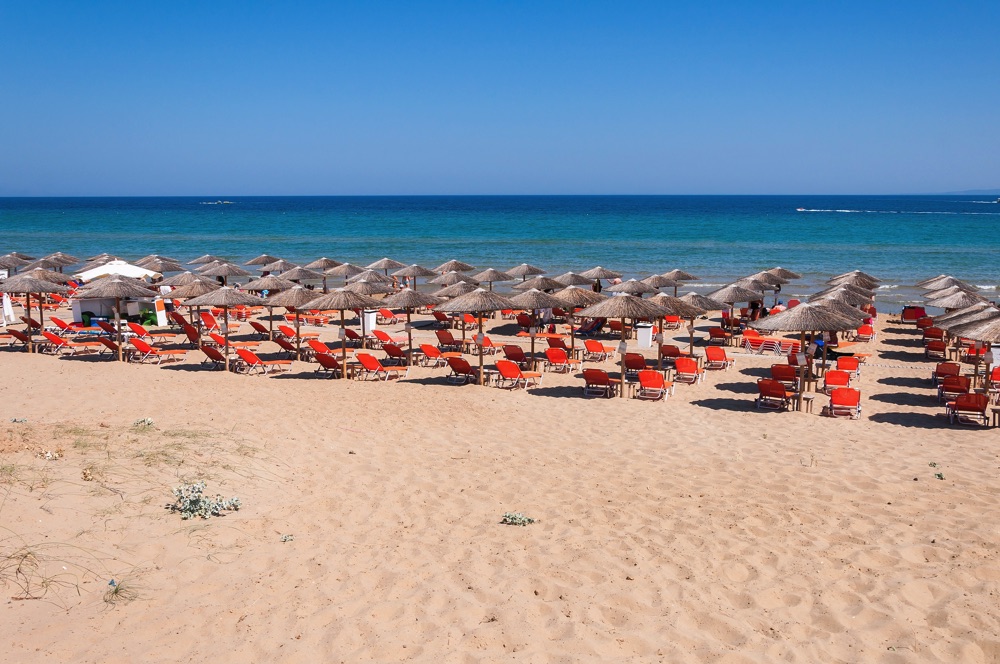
[362, 309, 378, 335]
[635, 322, 654, 349]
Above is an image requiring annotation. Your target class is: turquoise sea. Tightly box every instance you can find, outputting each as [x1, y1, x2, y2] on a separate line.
[2, 195, 998, 311]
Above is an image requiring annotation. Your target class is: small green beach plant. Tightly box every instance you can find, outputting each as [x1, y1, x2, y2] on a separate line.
[166, 481, 240, 519]
[500, 512, 535, 526]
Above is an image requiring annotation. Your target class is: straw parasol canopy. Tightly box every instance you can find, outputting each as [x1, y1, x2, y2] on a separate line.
[436, 288, 517, 384]
[661, 269, 699, 281]
[261, 259, 298, 274]
[430, 271, 479, 286]
[926, 290, 987, 310]
[949, 314, 1000, 343]
[733, 278, 778, 292]
[85, 252, 114, 262]
[767, 267, 801, 280]
[915, 274, 951, 288]
[22, 257, 66, 272]
[241, 274, 297, 292]
[554, 271, 594, 287]
[20, 268, 73, 284]
[347, 269, 393, 285]
[812, 283, 875, 299]
[325, 263, 366, 280]
[707, 284, 765, 304]
[433, 282, 479, 298]
[185, 288, 263, 371]
[245, 254, 281, 266]
[606, 278, 656, 295]
[512, 276, 564, 292]
[169, 280, 221, 299]
[264, 286, 323, 359]
[937, 308, 1000, 332]
[279, 266, 326, 282]
[924, 284, 979, 299]
[579, 266, 622, 280]
[0, 274, 71, 295]
[139, 258, 184, 273]
[812, 299, 869, 322]
[577, 294, 667, 397]
[77, 257, 121, 273]
[188, 254, 224, 265]
[73, 276, 155, 361]
[304, 257, 342, 270]
[509, 288, 563, 310]
[554, 286, 607, 308]
[749, 302, 858, 333]
[641, 275, 683, 290]
[920, 275, 976, 292]
[344, 280, 394, 295]
[382, 287, 441, 355]
[199, 262, 251, 285]
[42, 252, 80, 267]
[0, 254, 30, 270]
[307, 288, 385, 377]
[134, 254, 177, 266]
[933, 302, 995, 324]
[159, 271, 212, 287]
[680, 292, 728, 311]
[828, 273, 879, 290]
[392, 264, 437, 278]
[832, 270, 880, 283]
[744, 271, 787, 286]
[473, 268, 514, 291]
[507, 263, 546, 280]
[809, 289, 873, 308]
[367, 257, 407, 274]
[434, 259, 475, 273]
[648, 294, 706, 319]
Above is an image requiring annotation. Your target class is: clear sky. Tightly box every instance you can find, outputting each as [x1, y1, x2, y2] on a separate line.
[1, 1, 997, 196]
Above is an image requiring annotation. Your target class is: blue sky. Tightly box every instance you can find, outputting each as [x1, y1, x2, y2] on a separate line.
[1, 1, 997, 195]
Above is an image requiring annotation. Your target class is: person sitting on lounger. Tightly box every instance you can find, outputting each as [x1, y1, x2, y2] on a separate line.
[577, 317, 606, 337]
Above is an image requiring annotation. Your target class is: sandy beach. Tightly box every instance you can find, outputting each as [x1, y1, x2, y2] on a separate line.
[2, 311, 999, 663]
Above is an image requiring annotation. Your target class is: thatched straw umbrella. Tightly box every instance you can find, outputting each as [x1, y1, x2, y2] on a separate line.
[0, 276, 71, 353]
[382, 288, 441, 359]
[828, 273, 879, 290]
[245, 254, 281, 266]
[749, 302, 860, 405]
[553, 286, 607, 357]
[0, 254, 29, 274]
[831, 270, 880, 283]
[812, 299, 869, 323]
[579, 266, 622, 293]
[925, 290, 986, 311]
[933, 302, 996, 325]
[367, 257, 407, 276]
[607, 279, 656, 296]
[733, 277, 777, 292]
[343, 281, 394, 347]
[139, 258, 184, 273]
[809, 288, 872, 308]
[938, 307, 999, 333]
[812, 283, 875, 299]
[708, 283, 765, 328]
[23, 257, 67, 272]
[260, 259, 298, 275]
[510, 289, 565, 370]
[21, 268, 73, 284]
[325, 263, 366, 286]
[434, 259, 475, 274]
[74, 276, 156, 361]
[430, 271, 479, 286]
[303, 289, 382, 379]
[649, 293, 708, 361]
[304, 258, 343, 292]
[279, 266, 326, 284]
[433, 282, 479, 299]
[436, 288, 516, 385]
[473, 268, 514, 291]
[44, 251, 82, 265]
[920, 275, 977, 292]
[160, 271, 209, 287]
[507, 263, 546, 282]
[915, 274, 951, 288]
[264, 286, 320, 359]
[554, 272, 594, 287]
[679, 292, 728, 352]
[184, 288, 262, 371]
[576, 295, 667, 398]
[240, 274, 297, 339]
[188, 254, 224, 265]
[169, 279, 221, 330]
[924, 284, 979, 300]
[347, 269, 393, 285]
[949, 314, 1000, 388]
[512, 276, 564, 292]
[767, 267, 801, 280]
[661, 269, 700, 282]
[392, 264, 437, 292]
[641, 275, 684, 296]
[200, 262, 251, 286]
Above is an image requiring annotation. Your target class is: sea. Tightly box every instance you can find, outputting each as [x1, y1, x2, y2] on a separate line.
[2, 195, 998, 313]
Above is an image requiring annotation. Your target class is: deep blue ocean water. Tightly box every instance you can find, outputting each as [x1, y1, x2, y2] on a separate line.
[2, 195, 998, 309]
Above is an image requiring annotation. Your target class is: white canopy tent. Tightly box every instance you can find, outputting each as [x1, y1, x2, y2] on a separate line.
[75, 260, 161, 282]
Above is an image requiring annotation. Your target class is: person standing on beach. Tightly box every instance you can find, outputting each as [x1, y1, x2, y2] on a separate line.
[592, 279, 602, 293]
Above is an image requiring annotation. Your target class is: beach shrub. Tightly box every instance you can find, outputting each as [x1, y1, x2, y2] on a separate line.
[132, 417, 155, 429]
[166, 481, 240, 520]
[500, 512, 535, 526]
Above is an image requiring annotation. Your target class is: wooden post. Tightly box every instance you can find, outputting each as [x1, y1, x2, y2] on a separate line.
[619, 316, 626, 399]
[477, 313, 485, 385]
[340, 310, 348, 379]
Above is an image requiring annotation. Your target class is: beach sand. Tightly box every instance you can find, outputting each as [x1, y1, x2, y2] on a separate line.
[2, 312, 999, 662]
